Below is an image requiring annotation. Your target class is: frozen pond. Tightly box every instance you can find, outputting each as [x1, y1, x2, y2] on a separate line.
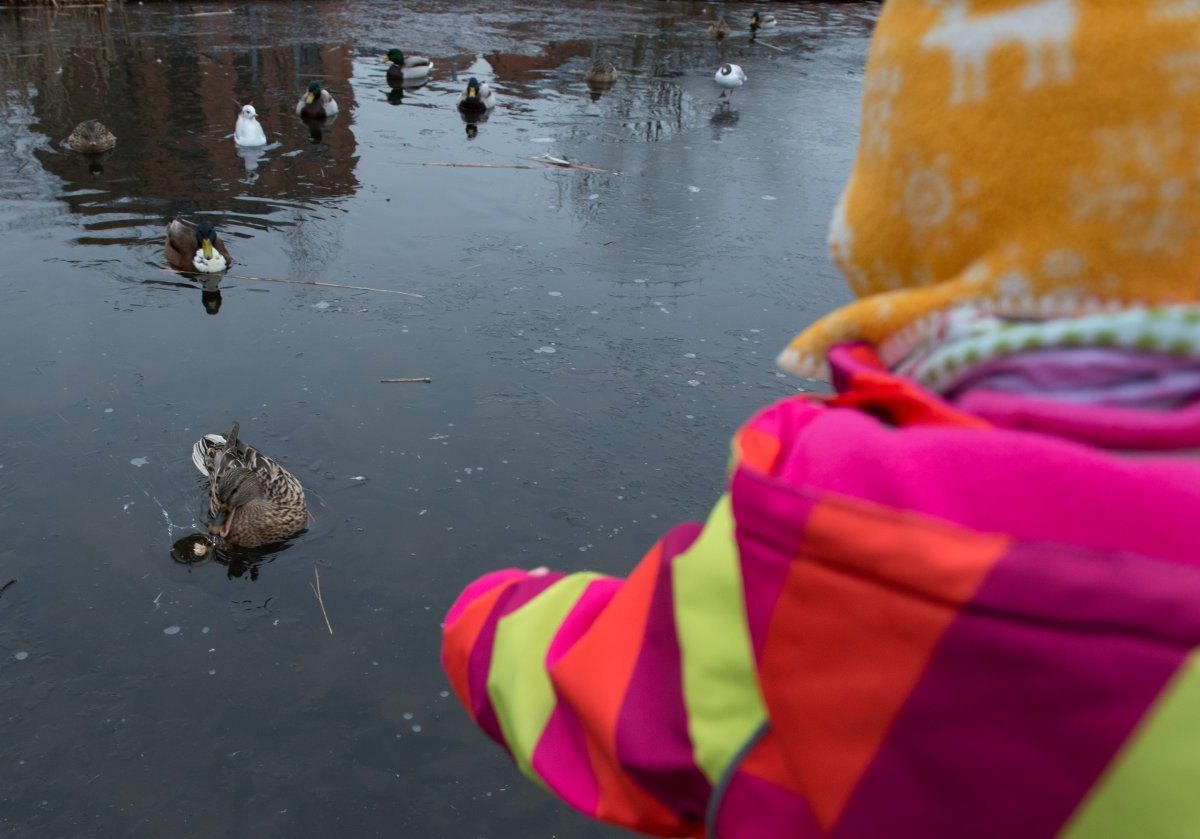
[0, 0, 875, 834]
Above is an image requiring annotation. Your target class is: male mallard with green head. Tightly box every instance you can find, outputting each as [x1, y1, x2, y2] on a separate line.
[192, 422, 309, 549]
[457, 77, 496, 113]
[296, 81, 339, 120]
[67, 119, 116, 154]
[166, 218, 231, 273]
[383, 49, 434, 87]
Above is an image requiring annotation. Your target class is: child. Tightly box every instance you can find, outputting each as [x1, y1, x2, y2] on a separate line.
[443, 2, 1200, 836]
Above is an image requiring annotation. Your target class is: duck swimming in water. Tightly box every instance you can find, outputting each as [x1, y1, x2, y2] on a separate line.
[457, 77, 496, 113]
[67, 119, 116, 154]
[165, 218, 231, 274]
[750, 11, 777, 35]
[234, 104, 268, 147]
[192, 422, 309, 549]
[585, 61, 618, 86]
[296, 81, 338, 120]
[383, 49, 434, 86]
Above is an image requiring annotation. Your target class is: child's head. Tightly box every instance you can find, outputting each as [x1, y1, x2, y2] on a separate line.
[781, 0, 1200, 377]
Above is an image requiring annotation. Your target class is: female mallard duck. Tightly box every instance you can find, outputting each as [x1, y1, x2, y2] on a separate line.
[191, 422, 309, 548]
[383, 48, 434, 86]
[296, 81, 339, 120]
[67, 119, 116, 154]
[234, 104, 268, 147]
[708, 19, 731, 41]
[749, 11, 777, 34]
[457, 77, 496, 113]
[166, 218, 231, 274]
[585, 61, 618, 87]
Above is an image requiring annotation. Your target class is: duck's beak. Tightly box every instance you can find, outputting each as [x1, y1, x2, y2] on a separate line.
[381, 56, 391, 64]
[305, 92, 315, 104]
[209, 505, 235, 539]
[467, 85, 478, 98]
[201, 237, 214, 260]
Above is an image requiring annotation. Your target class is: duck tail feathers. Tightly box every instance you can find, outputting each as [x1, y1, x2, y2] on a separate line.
[192, 433, 226, 476]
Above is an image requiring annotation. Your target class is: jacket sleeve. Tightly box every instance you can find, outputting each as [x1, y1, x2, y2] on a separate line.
[441, 490, 770, 837]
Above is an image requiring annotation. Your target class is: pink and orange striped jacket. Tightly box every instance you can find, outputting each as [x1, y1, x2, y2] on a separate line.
[442, 345, 1200, 838]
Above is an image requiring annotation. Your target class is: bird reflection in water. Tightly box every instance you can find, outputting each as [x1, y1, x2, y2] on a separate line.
[460, 107, 490, 140]
[235, 144, 267, 184]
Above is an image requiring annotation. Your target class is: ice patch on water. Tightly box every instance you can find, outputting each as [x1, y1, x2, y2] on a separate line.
[130, 457, 149, 467]
[530, 137, 556, 144]
[762, 195, 777, 201]
[14, 651, 29, 661]
[534, 346, 557, 354]
[688, 186, 701, 193]
[163, 625, 181, 636]
[548, 291, 562, 297]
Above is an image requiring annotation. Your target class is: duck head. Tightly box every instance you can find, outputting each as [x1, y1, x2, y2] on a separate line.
[384, 48, 405, 66]
[305, 80, 322, 105]
[466, 77, 481, 99]
[194, 220, 219, 261]
[209, 467, 263, 539]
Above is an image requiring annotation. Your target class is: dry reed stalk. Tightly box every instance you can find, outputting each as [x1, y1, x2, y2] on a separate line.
[380, 377, 432, 383]
[310, 567, 333, 635]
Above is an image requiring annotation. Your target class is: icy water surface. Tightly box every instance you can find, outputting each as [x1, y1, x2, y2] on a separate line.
[0, 1, 875, 835]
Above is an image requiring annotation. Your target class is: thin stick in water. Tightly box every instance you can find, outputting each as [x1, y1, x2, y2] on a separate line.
[381, 377, 432, 383]
[223, 272, 424, 298]
[310, 567, 333, 635]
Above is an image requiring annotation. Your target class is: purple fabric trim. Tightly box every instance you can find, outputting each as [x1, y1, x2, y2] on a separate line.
[836, 538, 1200, 838]
[955, 387, 1200, 449]
[466, 573, 565, 751]
[615, 523, 712, 822]
[946, 347, 1200, 408]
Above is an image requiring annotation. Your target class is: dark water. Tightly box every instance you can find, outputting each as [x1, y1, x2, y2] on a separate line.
[0, 1, 875, 835]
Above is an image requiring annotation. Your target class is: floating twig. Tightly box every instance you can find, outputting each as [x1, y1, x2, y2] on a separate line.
[223, 272, 424, 298]
[753, 38, 786, 53]
[187, 8, 234, 16]
[415, 161, 538, 170]
[0, 580, 16, 599]
[381, 377, 432, 383]
[310, 567, 333, 635]
[527, 155, 609, 173]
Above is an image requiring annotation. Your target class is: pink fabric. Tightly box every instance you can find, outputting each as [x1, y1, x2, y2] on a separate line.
[759, 400, 1200, 565]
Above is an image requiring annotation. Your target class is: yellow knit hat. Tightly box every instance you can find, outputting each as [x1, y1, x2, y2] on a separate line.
[779, 0, 1200, 379]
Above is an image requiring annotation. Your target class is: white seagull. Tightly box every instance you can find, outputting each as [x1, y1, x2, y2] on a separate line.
[714, 63, 747, 100]
[234, 104, 268, 147]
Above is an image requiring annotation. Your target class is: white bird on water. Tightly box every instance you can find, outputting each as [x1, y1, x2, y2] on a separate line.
[714, 63, 747, 100]
[234, 104, 267, 147]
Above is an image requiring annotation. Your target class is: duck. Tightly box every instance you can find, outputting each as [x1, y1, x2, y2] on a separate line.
[191, 422, 309, 549]
[457, 77, 496, 113]
[165, 218, 231, 274]
[750, 11, 777, 34]
[715, 63, 747, 99]
[234, 104, 268, 147]
[296, 81, 338, 120]
[383, 48, 434, 86]
[708, 19, 731, 41]
[585, 61, 618, 86]
[67, 119, 116, 154]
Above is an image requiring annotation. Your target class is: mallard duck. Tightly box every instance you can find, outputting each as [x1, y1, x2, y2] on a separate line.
[708, 19, 731, 41]
[457, 77, 496, 113]
[67, 119, 116, 154]
[585, 61, 618, 86]
[296, 81, 338, 120]
[166, 218, 231, 274]
[715, 63, 747, 99]
[191, 422, 308, 548]
[383, 48, 434, 86]
[750, 11, 777, 34]
[234, 104, 267, 147]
